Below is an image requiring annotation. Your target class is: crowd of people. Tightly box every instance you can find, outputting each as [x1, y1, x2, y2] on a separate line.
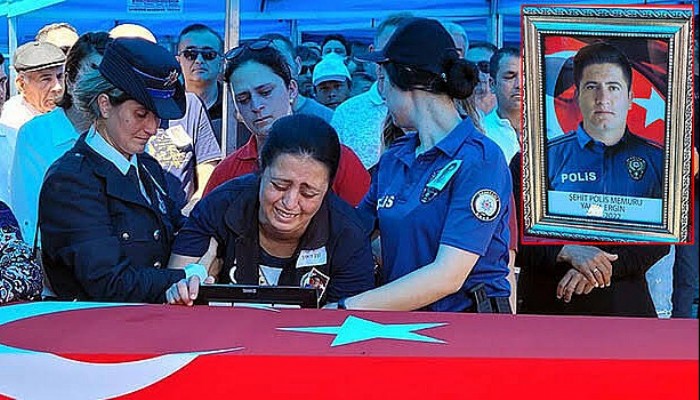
[0, 16, 697, 319]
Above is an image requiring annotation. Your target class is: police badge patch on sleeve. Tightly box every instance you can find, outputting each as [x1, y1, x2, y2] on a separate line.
[626, 156, 647, 181]
[471, 189, 500, 222]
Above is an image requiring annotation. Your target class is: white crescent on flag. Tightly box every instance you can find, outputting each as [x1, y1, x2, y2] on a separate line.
[0, 302, 241, 400]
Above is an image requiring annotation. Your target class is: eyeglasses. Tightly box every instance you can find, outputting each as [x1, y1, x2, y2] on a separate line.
[179, 48, 221, 62]
[300, 64, 315, 75]
[224, 40, 274, 63]
[223, 40, 276, 82]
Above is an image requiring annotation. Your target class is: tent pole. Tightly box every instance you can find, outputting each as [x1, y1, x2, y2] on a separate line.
[222, 0, 240, 156]
[290, 19, 299, 46]
[489, 0, 502, 47]
[8, 16, 18, 97]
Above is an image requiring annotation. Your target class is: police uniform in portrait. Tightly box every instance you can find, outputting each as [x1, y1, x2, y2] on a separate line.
[360, 118, 513, 312]
[39, 38, 200, 303]
[547, 125, 663, 198]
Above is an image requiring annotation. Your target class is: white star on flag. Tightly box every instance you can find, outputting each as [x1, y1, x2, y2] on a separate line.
[633, 86, 665, 128]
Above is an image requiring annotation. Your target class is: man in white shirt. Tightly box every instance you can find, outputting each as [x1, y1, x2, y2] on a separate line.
[0, 41, 66, 211]
[0, 41, 66, 132]
[481, 47, 521, 164]
[331, 14, 411, 169]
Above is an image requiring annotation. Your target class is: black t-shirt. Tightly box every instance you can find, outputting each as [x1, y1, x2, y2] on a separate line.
[258, 247, 295, 286]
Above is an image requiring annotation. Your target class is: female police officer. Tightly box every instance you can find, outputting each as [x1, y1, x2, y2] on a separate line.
[165, 114, 375, 305]
[342, 18, 513, 312]
[39, 38, 209, 303]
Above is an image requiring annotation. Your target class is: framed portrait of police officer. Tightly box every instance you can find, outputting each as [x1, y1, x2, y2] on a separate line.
[521, 5, 694, 242]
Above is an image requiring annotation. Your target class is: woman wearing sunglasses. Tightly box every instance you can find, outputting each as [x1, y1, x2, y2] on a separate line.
[336, 18, 513, 313]
[202, 40, 370, 207]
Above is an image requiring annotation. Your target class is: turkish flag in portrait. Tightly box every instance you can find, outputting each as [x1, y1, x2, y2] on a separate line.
[544, 35, 668, 146]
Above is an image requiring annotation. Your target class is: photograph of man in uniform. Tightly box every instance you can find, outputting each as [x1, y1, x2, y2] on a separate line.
[547, 42, 664, 200]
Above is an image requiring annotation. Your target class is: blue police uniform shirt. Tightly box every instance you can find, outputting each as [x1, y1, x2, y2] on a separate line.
[547, 125, 663, 198]
[358, 118, 512, 312]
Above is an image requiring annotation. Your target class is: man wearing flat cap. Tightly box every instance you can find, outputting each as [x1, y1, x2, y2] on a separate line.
[0, 41, 65, 206]
[0, 41, 66, 131]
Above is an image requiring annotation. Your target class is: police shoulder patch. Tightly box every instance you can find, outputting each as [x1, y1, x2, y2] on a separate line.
[471, 189, 501, 222]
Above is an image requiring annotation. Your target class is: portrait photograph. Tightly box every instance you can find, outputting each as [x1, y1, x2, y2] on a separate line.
[522, 5, 694, 242]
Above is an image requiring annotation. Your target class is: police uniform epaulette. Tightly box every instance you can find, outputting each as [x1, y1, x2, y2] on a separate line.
[547, 132, 577, 147]
[51, 149, 87, 174]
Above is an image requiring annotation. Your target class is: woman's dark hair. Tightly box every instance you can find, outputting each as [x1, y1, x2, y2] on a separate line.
[224, 43, 292, 87]
[58, 31, 112, 109]
[383, 56, 478, 100]
[260, 114, 341, 184]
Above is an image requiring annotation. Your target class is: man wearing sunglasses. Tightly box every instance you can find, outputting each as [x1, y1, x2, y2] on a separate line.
[466, 41, 498, 116]
[177, 24, 224, 145]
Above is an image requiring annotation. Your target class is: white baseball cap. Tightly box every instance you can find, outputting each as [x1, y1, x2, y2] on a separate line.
[312, 53, 351, 86]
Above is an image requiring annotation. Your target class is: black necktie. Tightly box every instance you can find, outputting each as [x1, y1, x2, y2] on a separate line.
[127, 165, 149, 204]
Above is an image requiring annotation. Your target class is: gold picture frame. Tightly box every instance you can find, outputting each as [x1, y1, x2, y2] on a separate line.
[521, 5, 694, 243]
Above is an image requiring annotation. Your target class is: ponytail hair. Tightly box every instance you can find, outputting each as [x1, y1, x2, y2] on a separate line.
[383, 52, 477, 100]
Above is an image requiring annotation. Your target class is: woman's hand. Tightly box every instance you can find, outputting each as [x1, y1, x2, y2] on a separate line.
[557, 245, 617, 288]
[165, 275, 215, 306]
[556, 268, 596, 302]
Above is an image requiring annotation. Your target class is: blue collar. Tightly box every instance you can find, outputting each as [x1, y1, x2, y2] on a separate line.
[394, 117, 476, 165]
[575, 124, 631, 149]
[85, 125, 138, 176]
